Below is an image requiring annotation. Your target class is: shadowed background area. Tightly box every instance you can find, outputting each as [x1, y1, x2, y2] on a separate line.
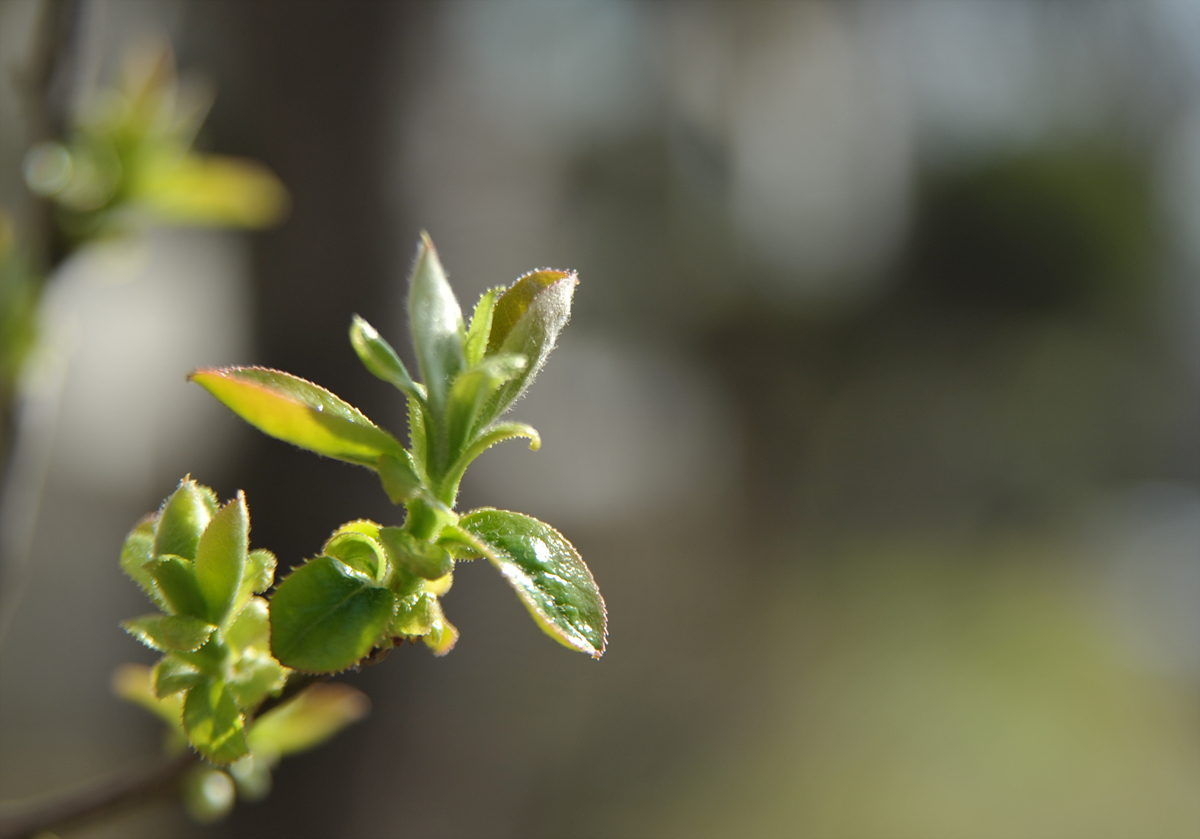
[2, 1, 1199, 837]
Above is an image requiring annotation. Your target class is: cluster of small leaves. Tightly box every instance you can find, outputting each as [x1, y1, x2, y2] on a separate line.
[189, 234, 606, 674]
[118, 478, 368, 817]
[23, 41, 286, 247]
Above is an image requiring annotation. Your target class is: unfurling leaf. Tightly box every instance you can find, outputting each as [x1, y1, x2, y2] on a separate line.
[407, 233, 465, 416]
[324, 529, 388, 581]
[349, 315, 423, 402]
[225, 596, 271, 652]
[189, 367, 404, 468]
[121, 516, 164, 608]
[184, 678, 249, 764]
[458, 509, 605, 658]
[464, 287, 501, 367]
[154, 478, 218, 560]
[248, 683, 370, 761]
[481, 270, 576, 422]
[122, 614, 216, 652]
[269, 556, 395, 673]
[193, 492, 248, 627]
[146, 555, 209, 620]
[153, 655, 205, 697]
[446, 353, 526, 454]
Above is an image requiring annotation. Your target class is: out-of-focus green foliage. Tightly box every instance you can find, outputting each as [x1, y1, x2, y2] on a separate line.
[192, 234, 606, 673]
[23, 42, 287, 244]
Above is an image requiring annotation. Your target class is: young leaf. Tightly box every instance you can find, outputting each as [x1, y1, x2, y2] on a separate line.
[349, 315, 424, 402]
[230, 549, 276, 619]
[442, 423, 541, 497]
[153, 655, 206, 697]
[146, 555, 209, 620]
[457, 509, 605, 658]
[154, 478, 217, 561]
[378, 527, 453, 580]
[464, 287, 502, 367]
[407, 233, 465, 415]
[446, 354, 527, 455]
[247, 683, 370, 761]
[122, 614, 216, 653]
[269, 556, 396, 673]
[112, 663, 185, 734]
[190, 367, 405, 468]
[324, 529, 388, 581]
[184, 678, 250, 764]
[121, 516, 165, 608]
[228, 651, 288, 710]
[225, 596, 271, 653]
[194, 492, 248, 627]
[422, 604, 459, 656]
[481, 270, 575, 422]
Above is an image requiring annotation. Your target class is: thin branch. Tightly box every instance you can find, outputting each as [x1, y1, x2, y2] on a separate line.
[0, 752, 196, 839]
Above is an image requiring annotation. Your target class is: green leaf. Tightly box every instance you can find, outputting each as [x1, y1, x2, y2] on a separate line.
[194, 492, 248, 627]
[153, 655, 205, 697]
[349, 314, 424, 402]
[407, 233, 465, 416]
[442, 422, 541, 497]
[458, 509, 606, 658]
[379, 527, 453, 580]
[146, 555, 209, 620]
[230, 549, 276, 620]
[446, 354, 527, 455]
[154, 478, 217, 561]
[464, 287, 501, 367]
[323, 529, 388, 581]
[121, 516, 165, 609]
[248, 683, 370, 761]
[112, 663, 184, 734]
[122, 614, 216, 652]
[184, 679, 249, 764]
[225, 596, 271, 653]
[190, 366, 404, 468]
[376, 452, 422, 504]
[269, 556, 396, 673]
[228, 650, 288, 710]
[482, 271, 576, 423]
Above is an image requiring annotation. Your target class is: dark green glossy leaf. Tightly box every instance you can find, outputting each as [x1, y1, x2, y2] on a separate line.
[121, 516, 165, 609]
[145, 555, 208, 620]
[228, 651, 287, 710]
[376, 452, 422, 504]
[153, 655, 205, 697]
[350, 315, 423, 402]
[269, 556, 395, 673]
[407, 233, 465, 415]
[122, 613, 216, 652]
[190, 366, 404, 468]
[112, 663, 184, 734]
[225, 596, 270, 653]
[464, 287, 502, 367]
[482, 270, 575, 421]
[154, 478, 217, 561]
[324, 529, 387, 581]
[458, 509, 605, 658]
[247, 683, 370, 761]
[446, 354, 526, 455]
[184, 679, 249, 764]
[194, 492, 248, 627]
[379, 526, 453, 580]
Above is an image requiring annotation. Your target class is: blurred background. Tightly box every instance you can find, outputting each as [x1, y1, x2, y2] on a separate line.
[2, 1, 1200, 837]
